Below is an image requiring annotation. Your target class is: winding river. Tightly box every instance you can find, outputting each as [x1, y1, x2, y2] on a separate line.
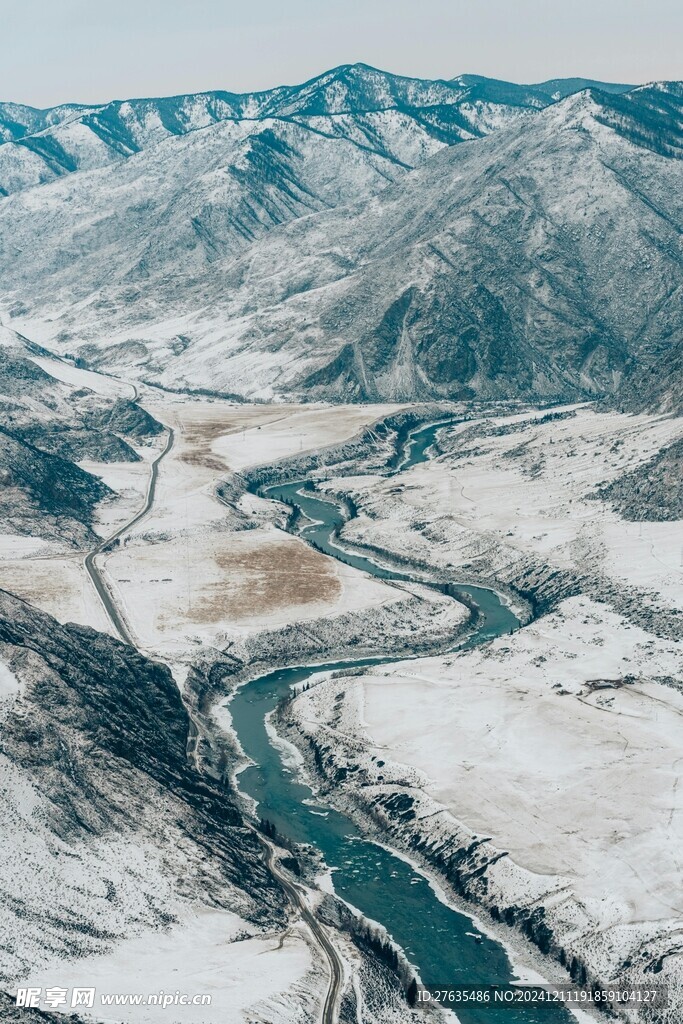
[231, 422, 571, 1023]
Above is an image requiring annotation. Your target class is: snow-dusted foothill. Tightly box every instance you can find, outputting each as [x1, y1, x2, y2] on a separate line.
[0, 589, 308, 1018]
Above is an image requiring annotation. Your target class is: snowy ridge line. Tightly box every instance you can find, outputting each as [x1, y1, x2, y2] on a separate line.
[0, 65, 636, 197]
[3, 79, 682, 410]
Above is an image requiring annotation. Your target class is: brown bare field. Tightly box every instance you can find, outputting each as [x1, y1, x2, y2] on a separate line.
[177, 415, 242, 470]
[178, 409, 246, 468]
[155, 403, 295, 472]
[189, 536, 342, 623]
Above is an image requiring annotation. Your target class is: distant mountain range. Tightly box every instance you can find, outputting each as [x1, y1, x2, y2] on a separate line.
[1, 65, 681, 410]
[0, 66, 631, 196]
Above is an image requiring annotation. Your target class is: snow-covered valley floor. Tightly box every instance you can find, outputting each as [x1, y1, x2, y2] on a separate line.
[278, 405, 683, 1020]
[0, 370, 446, 1024]
[2, 380, 682, 1023]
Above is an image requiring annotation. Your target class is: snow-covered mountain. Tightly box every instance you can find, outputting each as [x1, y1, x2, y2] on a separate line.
[0, 64, 635, 196]
[0, 588, 287, 1002]
[0, 67, 680, 408]
[0, 326, 162, 544]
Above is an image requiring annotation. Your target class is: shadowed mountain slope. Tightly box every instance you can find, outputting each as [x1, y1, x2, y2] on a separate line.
[1, 72, 680, 410]
[0, 589, 283, 987]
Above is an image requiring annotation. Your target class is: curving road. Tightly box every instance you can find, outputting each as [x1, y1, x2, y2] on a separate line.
[260, 836, 344, 1024]
[86, 420, 344, 1023]
[84, 427, 174, 645]
[187, 703, 343, 1023]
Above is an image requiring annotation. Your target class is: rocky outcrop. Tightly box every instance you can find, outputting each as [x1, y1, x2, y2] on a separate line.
[595, 436, 683, 521]
[0, 589, 285, 986]
[280, 681, 682, 1024]
[82, 398, 164, 441]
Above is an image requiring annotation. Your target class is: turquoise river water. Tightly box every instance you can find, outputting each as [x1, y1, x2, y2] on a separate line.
[232, 422, 571, 1022]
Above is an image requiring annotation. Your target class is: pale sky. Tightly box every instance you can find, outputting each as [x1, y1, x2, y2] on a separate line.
[2, 0, 681, 108]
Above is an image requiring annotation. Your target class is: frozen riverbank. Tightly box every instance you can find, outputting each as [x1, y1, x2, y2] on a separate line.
[269, 406, 683, 1022]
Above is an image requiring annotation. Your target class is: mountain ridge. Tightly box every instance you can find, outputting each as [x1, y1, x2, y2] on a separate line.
[0, 64, 640, 122]
[1, 68, 680, 412]
[0, 65, 647, 197]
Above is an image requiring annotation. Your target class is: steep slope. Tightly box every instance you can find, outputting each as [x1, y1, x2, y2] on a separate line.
[593, 80, 683, 157]
[6, 84, 678, 407]
[0, 66, 632, 154]
[274, 84, 683, 404]
[0, 427, 112, 542]
[0, 65, 618, 197]
[1, 77, 680, 409]
[596, 435, 683, 520]
[617, 336, 683, 415]
[0, 589, 284, 989]
[0, 101, 87, 142]
[0, 115, 413, 318]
